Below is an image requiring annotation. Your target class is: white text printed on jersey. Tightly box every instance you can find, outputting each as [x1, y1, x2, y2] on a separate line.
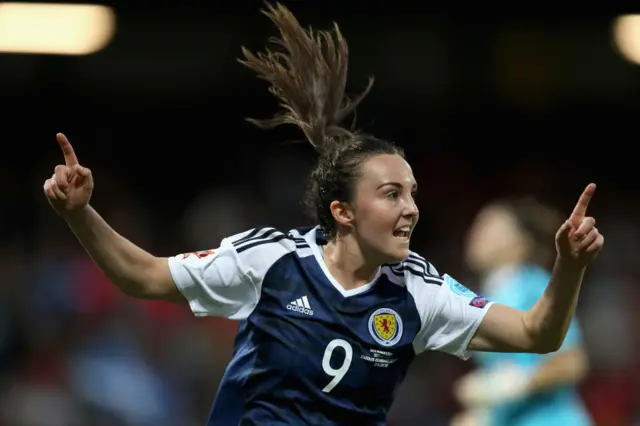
[286, 295, 314, 316]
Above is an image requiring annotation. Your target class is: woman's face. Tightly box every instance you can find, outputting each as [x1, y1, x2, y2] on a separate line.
[349, 154, 419, 264]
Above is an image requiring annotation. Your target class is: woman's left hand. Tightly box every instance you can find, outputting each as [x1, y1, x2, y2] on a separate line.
[555, 183, 604, 267]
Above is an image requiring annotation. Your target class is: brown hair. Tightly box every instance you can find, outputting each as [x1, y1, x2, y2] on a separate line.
[239, 2, 403, 237]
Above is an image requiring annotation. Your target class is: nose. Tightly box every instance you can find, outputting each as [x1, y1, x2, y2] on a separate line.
[403, 199, 419, 217]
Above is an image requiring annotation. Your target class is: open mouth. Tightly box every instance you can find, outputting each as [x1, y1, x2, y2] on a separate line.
[393, 228, 410, 240]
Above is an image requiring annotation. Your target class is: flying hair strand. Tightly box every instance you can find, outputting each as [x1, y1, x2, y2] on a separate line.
[238, 2, 374, 155]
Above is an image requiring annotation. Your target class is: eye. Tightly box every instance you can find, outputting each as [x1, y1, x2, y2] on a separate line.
[386, 191, 399, 201]
[411, 189, 418, 198]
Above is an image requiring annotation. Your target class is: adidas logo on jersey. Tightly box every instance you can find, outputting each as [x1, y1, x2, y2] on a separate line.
[286, 295, 314, 316]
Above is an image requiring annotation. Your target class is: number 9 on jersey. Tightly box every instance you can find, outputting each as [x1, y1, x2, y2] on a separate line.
[321, 339, 353, 393]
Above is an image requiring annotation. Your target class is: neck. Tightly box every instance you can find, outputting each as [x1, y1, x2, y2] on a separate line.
[322, 236, 380, 291]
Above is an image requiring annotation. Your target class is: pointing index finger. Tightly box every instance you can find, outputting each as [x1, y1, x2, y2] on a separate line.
[570, 183, 596, 222]
[57, 133, 79, 167]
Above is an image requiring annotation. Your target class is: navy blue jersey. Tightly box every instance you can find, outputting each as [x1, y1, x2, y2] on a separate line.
[169, 226, 493, 426]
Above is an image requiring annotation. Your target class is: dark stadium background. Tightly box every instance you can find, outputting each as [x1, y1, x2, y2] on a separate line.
[1, 1, 638, 425]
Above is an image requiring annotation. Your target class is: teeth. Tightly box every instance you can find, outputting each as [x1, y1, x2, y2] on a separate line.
[394, 229, 410, 238]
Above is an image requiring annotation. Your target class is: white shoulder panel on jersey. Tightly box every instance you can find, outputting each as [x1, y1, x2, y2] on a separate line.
[405, 253, 494, 360]
[168, 227, 297, 320]
[385, 252, 443, 287]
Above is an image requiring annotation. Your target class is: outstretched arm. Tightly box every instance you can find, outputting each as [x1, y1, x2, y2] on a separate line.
[64, 205, 180, 301]
[468, 184, 603, 353]
[44, 134, 181, 301]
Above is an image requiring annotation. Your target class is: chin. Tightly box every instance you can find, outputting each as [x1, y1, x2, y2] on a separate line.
[383, 247, 410, 264]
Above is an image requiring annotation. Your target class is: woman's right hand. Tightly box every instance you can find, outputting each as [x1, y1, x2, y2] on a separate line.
[43, 133, 94, 217]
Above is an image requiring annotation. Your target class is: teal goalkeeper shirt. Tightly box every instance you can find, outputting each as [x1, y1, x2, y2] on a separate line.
[475, 264, 592, 426]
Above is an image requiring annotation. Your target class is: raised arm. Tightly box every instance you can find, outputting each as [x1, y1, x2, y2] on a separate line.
[468, 184, 603, 353]
[43, 134, 181, 301]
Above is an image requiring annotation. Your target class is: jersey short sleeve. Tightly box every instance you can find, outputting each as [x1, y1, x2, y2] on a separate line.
[407, 264, 494, 360]
[168, 227, 296, 320]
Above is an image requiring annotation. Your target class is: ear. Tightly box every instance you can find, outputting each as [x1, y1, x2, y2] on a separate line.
[329, 200, 355, 228]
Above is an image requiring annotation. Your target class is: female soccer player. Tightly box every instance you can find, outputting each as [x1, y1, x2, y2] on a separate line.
[450, 197, 592, 426]
[43, 3, 603, 425]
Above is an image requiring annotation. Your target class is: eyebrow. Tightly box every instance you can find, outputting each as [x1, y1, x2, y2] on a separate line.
[377, 182, 418, 190]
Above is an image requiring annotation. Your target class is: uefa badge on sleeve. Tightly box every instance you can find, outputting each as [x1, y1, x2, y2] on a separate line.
[469, 296, 488, 309]
[182, 250, 215, 259]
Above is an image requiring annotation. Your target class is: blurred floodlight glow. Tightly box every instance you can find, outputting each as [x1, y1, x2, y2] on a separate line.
[0, 2, 115, 55]
[613, 14, 640, 65]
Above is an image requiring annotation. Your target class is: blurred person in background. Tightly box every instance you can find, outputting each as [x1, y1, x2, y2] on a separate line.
[41, 3, 604, 426]
[451, 197, 592, 426]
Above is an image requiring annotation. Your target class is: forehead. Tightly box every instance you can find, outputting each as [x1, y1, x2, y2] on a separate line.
[359, 154, 415, 186]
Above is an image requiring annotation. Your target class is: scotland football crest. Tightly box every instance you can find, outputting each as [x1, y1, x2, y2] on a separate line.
[368, 308, 403, 347]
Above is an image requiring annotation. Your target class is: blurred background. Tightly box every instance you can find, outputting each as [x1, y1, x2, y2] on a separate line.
[1, 1, 639, 425]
